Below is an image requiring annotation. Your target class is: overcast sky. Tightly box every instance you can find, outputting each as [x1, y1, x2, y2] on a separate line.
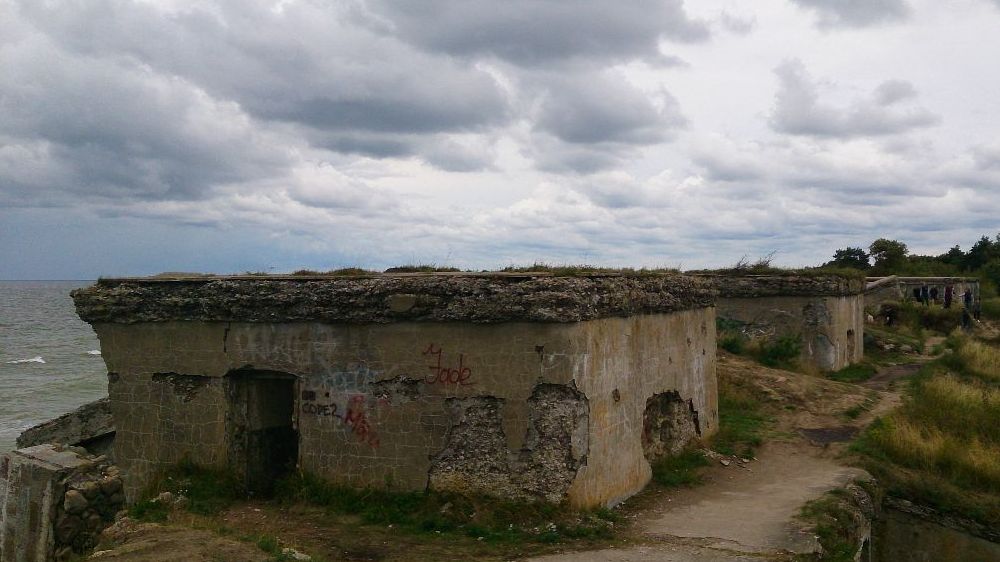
[2, 0, 999, 279]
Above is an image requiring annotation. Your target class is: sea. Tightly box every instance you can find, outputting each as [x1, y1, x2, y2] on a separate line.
[0, 281, 107, 452]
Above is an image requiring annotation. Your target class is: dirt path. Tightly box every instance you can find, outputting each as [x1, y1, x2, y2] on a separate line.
[862, 352, 933, 392]
[528, 355, 904, 562]
[529, 442, 868, 562]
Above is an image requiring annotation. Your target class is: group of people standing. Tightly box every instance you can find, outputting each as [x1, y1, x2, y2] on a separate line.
[914, 283, 980, 329]
[914, 283, 975, 311]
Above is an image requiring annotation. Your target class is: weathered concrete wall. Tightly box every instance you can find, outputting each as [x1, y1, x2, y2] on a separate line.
[90, 311, 716, 508]
[699, 275, 865, 371]
[17, 399, 115, 458]
[106, 367, 229, 500]
[717, 295, 863, 371]
[0, 445, 123, 562]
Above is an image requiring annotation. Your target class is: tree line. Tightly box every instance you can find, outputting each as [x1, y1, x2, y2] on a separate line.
[823, 233, 1000, 295]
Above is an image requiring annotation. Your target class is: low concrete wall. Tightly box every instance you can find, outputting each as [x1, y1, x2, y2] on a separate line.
[73, 274, 718, 508]
[0, 445, 123, 562]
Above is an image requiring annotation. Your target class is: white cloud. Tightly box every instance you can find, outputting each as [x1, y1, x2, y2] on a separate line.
[770, 60, 940, 138]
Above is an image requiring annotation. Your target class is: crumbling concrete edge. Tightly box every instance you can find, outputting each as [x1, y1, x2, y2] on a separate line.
[17, 398, 115, 452]
[797, 475, 881, 561]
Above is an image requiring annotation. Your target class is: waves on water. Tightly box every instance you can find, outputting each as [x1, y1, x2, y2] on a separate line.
[87, 350, 102, 356]
[5, 356, 45, 364]
[1, 281, 107, 452]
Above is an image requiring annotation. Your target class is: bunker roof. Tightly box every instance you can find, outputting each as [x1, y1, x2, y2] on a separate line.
[72, 272, 716, 324]
[692, 273, 865, 298]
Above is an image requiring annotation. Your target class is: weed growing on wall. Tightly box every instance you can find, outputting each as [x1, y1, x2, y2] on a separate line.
[796, 483, 881, 562]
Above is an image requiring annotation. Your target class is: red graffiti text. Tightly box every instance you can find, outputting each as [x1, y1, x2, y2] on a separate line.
[422, 343, 473, 385]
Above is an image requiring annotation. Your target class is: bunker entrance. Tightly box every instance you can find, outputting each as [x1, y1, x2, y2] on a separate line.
[227, 370, 298, 496]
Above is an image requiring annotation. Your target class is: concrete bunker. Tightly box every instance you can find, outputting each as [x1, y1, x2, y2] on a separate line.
[702, 274, 865, 371]
[71, 273, 718, 508]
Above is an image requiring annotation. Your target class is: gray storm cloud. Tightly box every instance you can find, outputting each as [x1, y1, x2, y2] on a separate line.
[362, 0, 710, 65]
[0, 0, 999, 279]
[789, 0, 911, 28]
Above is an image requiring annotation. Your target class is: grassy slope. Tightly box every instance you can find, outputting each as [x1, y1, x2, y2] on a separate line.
[851, 332, 1000, 528]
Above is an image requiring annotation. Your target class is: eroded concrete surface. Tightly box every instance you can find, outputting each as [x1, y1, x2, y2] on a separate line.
[17, 398, 115, 457]
[428, 384, 589, 502]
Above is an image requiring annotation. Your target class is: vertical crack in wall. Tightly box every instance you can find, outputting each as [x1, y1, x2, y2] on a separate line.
[641, 391, 701, 463]
[428, 383, 589, 503]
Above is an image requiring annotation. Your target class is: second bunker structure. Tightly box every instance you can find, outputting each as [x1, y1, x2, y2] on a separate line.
[72, 273, 718, 508]
[704, 274, 865, 371]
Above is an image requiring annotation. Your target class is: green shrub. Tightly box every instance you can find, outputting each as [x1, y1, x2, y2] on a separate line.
[894, 301, 962, 334]
[128, 498, 170, 522]
[981, 297, 1000, 321]
[131, 459, 244, 522]
[650, 449, 710, 487]
[273, 471, 613, 543]
[754, 335, 801, 368]
[719, 334, 745, 354]
[828, 362, 878, 383]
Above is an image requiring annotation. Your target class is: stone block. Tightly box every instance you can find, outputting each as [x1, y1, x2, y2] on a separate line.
[0, 445, 121, 562]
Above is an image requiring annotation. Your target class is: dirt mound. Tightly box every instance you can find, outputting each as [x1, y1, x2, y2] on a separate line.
[92, 518, 269, 561]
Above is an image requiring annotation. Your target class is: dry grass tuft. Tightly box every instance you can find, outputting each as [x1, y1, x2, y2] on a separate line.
[955, 339, 1000, 381]
[867, 416, 1000, 492]
[854, 334, 1000, 526]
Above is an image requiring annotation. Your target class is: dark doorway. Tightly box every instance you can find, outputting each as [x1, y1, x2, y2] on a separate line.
[227, 370, 298, 496]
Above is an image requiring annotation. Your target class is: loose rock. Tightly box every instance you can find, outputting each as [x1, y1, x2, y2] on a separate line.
[64, 490, 88, 514]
